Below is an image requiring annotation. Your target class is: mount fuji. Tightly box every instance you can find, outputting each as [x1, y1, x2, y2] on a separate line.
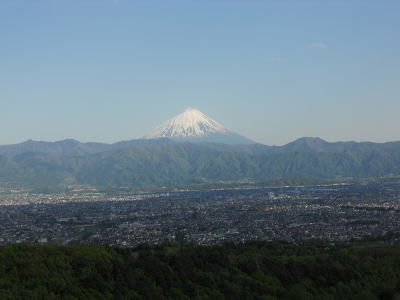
[142, 108, 255, 145]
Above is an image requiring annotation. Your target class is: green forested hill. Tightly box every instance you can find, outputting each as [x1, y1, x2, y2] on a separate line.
[0, 138, 400, 189]
[1, 241, 400, 299]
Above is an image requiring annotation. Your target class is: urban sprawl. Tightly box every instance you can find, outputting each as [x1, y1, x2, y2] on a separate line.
[1, 183, 400, 247]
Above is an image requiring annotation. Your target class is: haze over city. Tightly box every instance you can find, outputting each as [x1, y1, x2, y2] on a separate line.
[1, 0, 399, 146]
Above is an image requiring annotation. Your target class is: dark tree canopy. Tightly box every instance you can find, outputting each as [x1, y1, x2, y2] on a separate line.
[0, 241, 400, 299]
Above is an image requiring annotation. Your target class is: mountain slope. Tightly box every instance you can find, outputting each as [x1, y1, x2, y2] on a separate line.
[0, 139, 110, 157]
[0, 138, 173, 158]
[142, 108, 254, 144]
[1, 140, 400, 190]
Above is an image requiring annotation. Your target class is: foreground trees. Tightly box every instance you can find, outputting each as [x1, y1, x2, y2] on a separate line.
[0, 241, 400, 299]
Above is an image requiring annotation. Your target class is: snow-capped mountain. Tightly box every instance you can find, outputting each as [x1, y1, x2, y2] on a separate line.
[142, 108, 254, 144]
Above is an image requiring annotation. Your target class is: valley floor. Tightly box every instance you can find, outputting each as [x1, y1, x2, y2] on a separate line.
[1, 183, 400, 247]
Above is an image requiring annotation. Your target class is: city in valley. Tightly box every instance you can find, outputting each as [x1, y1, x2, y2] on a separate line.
[1, 183, 400, 247]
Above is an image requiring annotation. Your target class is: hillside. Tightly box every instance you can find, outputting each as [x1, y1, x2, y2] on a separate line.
[0, 138, 400, 190]
[1, 241, 400, 299]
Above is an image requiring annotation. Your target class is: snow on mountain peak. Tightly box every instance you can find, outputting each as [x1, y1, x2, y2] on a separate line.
[143, 108, 230, 139]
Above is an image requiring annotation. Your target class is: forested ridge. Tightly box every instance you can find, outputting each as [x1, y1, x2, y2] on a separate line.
[1, 138, 400, 190]
[1, 241, 400, 299]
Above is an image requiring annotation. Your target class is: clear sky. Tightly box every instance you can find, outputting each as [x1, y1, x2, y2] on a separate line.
[1, 0, 399, 146]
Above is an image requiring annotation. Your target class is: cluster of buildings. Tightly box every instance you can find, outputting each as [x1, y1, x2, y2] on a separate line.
[1, 183, 400, 246]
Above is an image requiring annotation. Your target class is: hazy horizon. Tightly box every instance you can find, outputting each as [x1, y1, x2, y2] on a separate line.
[1, 1, 399, 146]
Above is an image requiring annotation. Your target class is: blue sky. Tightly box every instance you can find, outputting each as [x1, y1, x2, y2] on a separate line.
[1, 0, 399, 145]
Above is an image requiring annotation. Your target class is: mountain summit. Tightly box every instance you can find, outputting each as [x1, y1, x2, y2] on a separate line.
[142, 108, 254, 144]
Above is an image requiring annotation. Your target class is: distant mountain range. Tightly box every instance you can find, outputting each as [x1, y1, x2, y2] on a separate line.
[1, 109, 399, 191]
[1, 136, 400, 191]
